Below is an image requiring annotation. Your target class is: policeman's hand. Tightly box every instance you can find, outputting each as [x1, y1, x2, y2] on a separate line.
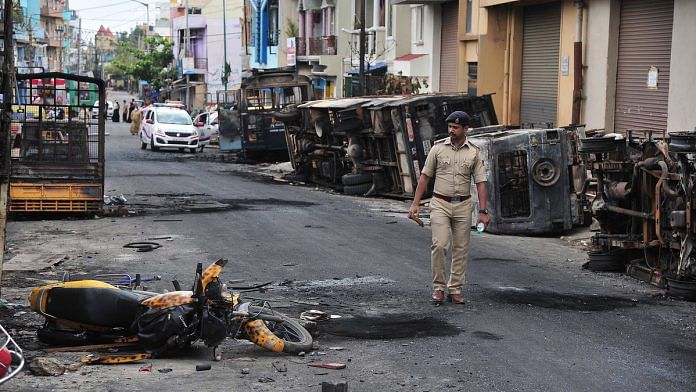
[477, 213, 490, 226]
[408, 204, 419, 219]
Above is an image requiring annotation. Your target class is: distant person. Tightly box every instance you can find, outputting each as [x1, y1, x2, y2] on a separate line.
[127, 99, 136, 123]
[130, 107, 141, 136]
[122, 100, 128, 122]
[112, 101, 120, 122]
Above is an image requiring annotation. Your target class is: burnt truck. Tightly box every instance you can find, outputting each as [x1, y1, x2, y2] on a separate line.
[580, 131, 696, 299]
[274, 93, 591, 235]
[216, 68, 312, 160]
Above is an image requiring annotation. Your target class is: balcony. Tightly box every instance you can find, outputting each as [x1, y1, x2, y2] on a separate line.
[40, 5, 64, 18]
[300, 36, 337, 56]
[194, 58, 207, 70]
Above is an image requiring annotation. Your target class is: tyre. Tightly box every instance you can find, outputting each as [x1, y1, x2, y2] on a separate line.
[151, 138, 159, 152]
[179, 148, 185, 152]
[189, 148, 198, 154]
[141, 141, 147, 150]
[342, 173, 373, 186]
[343, 182, 373, 196]
[199, 145, 205, 152]
[246, 305, 313, 354]
[586, 251, 626, 272]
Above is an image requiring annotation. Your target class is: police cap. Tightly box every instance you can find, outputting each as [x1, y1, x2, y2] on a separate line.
[445, 111, 471, 126]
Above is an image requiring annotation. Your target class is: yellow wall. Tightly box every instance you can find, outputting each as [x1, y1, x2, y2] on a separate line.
[478, 6, 509, 122]
[478, 0, 582, 127]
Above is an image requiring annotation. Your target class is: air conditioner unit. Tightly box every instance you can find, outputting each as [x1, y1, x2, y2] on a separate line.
[56, 25, 64, 32]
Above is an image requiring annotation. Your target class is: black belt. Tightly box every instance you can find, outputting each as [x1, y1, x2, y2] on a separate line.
[433, 193, 470, 203]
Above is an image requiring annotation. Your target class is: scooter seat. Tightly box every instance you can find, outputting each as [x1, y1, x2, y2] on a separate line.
[45, 287, 142, 329]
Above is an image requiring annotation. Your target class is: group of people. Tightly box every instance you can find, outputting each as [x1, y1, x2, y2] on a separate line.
[111, 99, 138, 123]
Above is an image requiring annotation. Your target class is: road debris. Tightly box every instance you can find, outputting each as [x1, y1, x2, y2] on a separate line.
[300, 310, 329, 321]
[257, 377, 275, 383]
[158, 368, 173, 373]
[321, 381, 348, 392]
[308, 363, 346, 370]
[196, 363, 212, 371]
[272, 361, 287, 372]
[3, 254, 68, 272]
[123, 242, 162, 252]
[328, 346, 345, 351]
[241, 368, 250, 374]
[139, 363, 153, 372]
[28, 357, 65, 376]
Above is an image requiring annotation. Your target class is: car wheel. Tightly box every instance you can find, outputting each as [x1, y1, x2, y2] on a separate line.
[141, 141, 147, 150]
[189, 148, 198, 154]
[151, 137, 159, 152]
[199, 145, 205, 152]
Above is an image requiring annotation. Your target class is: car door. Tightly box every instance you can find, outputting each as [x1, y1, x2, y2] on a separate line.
[142, 109, 154, 142]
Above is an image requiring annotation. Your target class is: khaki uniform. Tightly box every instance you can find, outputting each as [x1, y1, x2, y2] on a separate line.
[421, 137, 486, 294]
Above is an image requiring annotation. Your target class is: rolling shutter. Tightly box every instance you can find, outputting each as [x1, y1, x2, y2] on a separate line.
[520, 3, 561, 127]
[439, 1, 459, 93]
[614, 0, 673, 133]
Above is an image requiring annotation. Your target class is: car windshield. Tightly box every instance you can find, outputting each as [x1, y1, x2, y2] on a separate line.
[157, 110, 192, 125]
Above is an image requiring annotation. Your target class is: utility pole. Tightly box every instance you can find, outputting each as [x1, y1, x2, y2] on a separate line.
[77, 18, 81, 75]
[358, 0, 366, 96]
[184, 0, 190, 109]
[222, 0, 228, 91]
[1, 0, 17, 293]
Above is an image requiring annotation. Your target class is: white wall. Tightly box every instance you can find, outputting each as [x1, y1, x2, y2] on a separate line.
[667, 0, 696, 132]
[408, 4, 440, 92]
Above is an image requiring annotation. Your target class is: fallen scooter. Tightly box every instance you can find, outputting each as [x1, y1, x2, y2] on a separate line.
[28, 259, 313, 362]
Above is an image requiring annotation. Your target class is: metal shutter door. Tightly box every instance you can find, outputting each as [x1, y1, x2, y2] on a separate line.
[614, 0, 673, 133]
[520, 3, 561, 127]
[439, 1, 459, 93]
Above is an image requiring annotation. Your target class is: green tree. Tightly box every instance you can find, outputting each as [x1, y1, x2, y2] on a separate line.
[108, 36, 176, 91]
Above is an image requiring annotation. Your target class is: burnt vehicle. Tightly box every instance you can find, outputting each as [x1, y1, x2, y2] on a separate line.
[216, 68, 312, 160]
[275, 93, 590, 235]
[467, 127, 589, 234]
[9, 72, 105, 214]
[581, 130, 696, 299]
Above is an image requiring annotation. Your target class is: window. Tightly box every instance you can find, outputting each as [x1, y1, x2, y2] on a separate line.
[465, 0, 473, 33]
[322, 5, 335, 36]
[413, 6, 424, 44]
[467, 62, 478, 95]
[268, 1, 279, 46]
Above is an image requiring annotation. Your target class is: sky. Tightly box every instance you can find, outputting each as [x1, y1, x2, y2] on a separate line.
[69, 0, 157, 38]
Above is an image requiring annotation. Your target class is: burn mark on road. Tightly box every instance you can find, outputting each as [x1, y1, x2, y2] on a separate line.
[490, 289, 639, 311]
[123, 194, 316, 217]
[321, 315, 461, 339]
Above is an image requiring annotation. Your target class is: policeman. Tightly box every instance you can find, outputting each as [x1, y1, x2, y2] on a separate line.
[407, 111, 489, 304]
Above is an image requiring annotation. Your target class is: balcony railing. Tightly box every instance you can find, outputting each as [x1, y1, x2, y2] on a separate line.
[194, 58, 207, 69]
[298, 36, 337, 56]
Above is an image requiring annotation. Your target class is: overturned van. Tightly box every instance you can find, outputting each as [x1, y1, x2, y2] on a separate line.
[275, 93, 589, 234]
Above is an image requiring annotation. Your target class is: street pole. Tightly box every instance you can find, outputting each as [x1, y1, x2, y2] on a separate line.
[185, 0, 190, 109]
[223, 0, 228, 91]
[0, 0, 16, 293]
[358, 0, 366, 96]
[77, 18, 81, 75]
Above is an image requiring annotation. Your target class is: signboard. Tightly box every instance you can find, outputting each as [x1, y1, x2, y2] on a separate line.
[183, 57, 195, 75]
[647, 66, 658, 90]
[287, 37, 296, 67]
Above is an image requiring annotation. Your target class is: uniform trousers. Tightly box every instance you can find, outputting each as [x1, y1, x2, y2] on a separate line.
[430, 196, 473, 294]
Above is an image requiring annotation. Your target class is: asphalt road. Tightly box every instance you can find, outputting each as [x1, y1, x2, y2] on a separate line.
[2, 112, 695, 391]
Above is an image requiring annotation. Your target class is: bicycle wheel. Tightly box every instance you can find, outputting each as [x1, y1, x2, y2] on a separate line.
[245, 305, 313, 353]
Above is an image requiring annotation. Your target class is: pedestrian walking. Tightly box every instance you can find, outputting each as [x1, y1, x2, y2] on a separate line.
[122, 100, 128, 122]
[112, 101, 120, 122]
[130, 107, 141, 136]
[407, 111, 490, 305]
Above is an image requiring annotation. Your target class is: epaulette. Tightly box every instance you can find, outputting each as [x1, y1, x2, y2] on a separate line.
[466, 140, 481, 150]
[434, 137, 449, 145]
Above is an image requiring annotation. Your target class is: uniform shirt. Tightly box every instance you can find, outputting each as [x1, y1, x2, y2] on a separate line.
[421, 137, 486, 197]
